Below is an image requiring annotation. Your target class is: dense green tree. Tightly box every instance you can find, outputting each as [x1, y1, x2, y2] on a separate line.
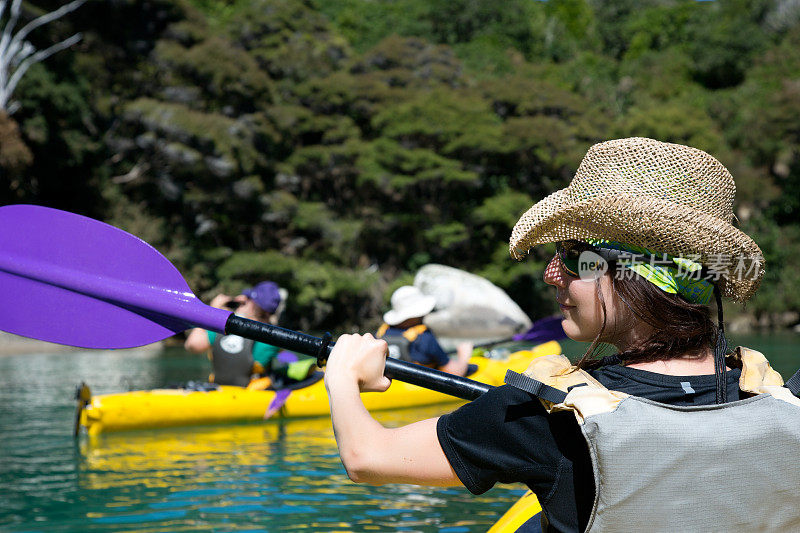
[226, 0, 351, 83]
[9, 62, 101, 212]
[684, 0, 773, 89]
[717, 26, 800, 223]
[6, 0, 799, 331]
[425, 0, 537, 54]
[310, 0, 432, 53]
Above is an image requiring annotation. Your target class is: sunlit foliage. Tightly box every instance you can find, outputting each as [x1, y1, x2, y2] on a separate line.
[3, 0, 799, 330]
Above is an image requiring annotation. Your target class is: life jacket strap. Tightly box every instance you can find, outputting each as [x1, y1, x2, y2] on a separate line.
[505, 370, 568, 404]
[403, 324, 428, 341]
[377, 323, 428, 341]
[784, 369, 800, 397]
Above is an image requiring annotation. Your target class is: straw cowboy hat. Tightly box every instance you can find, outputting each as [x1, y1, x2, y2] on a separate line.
[383, 286, 437, 326]
[509, 137, 764, 301]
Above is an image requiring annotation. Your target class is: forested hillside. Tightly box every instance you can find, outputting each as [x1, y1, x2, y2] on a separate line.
[2, 0, 799, 331]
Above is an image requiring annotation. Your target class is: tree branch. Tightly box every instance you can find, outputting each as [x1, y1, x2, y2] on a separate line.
[0, 0, 85, 111]
[7, 0, 85, 54]
[0, 0, 23, 59]
[0, 32, 81, 110]
[0, 1, 9, 24]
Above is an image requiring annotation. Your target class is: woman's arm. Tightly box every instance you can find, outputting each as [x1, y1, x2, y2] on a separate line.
[324, 333, 464, 487]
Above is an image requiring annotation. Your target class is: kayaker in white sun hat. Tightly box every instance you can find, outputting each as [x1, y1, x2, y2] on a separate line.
[324, 138, 800, 532]
[375, 285, 473, 376]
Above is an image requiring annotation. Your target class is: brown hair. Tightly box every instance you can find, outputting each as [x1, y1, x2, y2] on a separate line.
[576, 272, 718, 370]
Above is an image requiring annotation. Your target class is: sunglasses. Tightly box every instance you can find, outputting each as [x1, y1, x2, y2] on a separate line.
[225, 299, 244, 310]
[555, 241, 624, 278]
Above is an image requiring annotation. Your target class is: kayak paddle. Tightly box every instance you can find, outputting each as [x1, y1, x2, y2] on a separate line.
[511, 315, 566, 344]
[0, 204, 490, 400]
[450, 316, 566, 354]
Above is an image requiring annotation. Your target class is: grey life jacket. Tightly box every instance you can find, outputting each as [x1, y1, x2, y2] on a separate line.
[505, 347, 800, 532]
[211, 334, 254, 387]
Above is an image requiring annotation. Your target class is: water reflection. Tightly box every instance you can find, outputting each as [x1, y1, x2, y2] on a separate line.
[78, 419, 334, 490]
[0, 347, 525, 532]
[74, 407, 520, 532]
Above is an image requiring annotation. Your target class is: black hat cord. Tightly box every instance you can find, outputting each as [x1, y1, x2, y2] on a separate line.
[713, 284, 728, 404]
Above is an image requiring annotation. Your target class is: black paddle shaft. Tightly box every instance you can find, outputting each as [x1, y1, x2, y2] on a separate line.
[225, 315, 491, 401]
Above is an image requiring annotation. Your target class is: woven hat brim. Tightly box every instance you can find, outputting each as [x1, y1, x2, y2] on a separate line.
[510, 192, 764, 302]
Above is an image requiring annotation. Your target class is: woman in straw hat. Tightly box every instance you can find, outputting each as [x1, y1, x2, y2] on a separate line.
[324, 138, 800, 532]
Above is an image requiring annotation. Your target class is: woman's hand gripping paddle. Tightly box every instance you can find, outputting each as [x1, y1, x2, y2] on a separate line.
[0, 205, 490, 401]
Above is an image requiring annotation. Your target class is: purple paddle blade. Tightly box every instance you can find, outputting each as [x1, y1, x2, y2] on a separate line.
[0, 204, 231, 349]
[0, 207, 493, 401]
[512, 315, 566, 344]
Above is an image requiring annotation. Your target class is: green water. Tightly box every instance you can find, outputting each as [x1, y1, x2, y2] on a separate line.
[1, 332, 798, 532]
[0, 345, 525, 532]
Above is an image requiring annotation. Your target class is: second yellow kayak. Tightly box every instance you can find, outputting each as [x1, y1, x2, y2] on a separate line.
[79, 341, 560, 435]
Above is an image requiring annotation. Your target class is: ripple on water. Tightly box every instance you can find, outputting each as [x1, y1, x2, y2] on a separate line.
[89, 510, 188, 524]
[0, 347, 552, 532]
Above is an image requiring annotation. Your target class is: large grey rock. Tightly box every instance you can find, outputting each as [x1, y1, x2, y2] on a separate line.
[414, 264, 531, 351]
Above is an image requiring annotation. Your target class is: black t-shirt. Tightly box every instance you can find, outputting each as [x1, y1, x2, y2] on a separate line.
[436, 363, 743, 533]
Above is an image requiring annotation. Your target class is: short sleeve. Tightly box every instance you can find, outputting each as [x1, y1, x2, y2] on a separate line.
[436, 385, 579, 496]
[411, 331, 450, 367]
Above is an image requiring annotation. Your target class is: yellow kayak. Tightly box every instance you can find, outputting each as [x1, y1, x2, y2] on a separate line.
[488, 490, 542, 532]
[78, 341, 560, 435]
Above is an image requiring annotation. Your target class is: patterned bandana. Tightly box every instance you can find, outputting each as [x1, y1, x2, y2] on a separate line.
[587, 239, 714, 305]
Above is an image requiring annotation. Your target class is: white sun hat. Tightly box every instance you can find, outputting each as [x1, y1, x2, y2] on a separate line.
[383, 286, 437, 326]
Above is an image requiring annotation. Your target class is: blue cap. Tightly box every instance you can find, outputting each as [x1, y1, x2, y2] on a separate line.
[241, 281, 282, 314]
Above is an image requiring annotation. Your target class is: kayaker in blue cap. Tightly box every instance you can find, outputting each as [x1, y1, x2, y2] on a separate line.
[324, 138, 800, 532]
[186, 281, 314, 388]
